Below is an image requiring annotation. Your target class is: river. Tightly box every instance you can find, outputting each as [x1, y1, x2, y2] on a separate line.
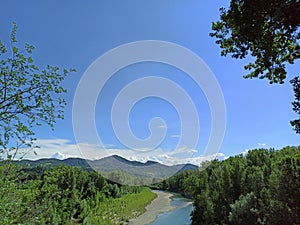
[149, 195, 193, 225]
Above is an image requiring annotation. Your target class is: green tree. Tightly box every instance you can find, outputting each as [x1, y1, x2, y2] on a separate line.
[229, 192, 259, 225]
[290, 77, 300, 133]
[210, 0, 300, 133]
[0, 23, 75, 159]
[0, 164, 50, 224]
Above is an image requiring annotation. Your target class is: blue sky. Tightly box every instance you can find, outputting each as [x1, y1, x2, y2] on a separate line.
[1, 1, 299, 164]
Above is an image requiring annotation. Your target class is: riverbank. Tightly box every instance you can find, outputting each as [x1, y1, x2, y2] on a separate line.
[129, 190, 175, 225]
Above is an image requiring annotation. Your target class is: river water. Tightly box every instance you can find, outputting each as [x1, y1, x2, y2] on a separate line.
[149, 195, 193, 225]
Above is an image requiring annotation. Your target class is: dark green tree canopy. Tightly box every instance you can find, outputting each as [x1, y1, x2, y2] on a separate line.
[210, 0, 300, 133]
[210, 0, 300, 83]
[290, 77, 300, 133]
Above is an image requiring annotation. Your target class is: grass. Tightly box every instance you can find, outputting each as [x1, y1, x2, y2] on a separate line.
[83, 187, 157, 225]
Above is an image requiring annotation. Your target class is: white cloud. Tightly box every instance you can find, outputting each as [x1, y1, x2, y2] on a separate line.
[257, 143, 267, 147]
[19, 138, 226, 166]
[22, 139, 84, 160]
[239, 143, 268, 158]
[170, 134, 180, 138]
[241, 148, 250, 156]
[51, 152, 70, 160]
[105, 143, 117, 148]
[171, 146, 197, 155]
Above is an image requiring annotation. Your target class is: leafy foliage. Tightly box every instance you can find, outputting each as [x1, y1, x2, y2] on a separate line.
[159, 146, 300, 225]
[210, 0, 300, 83]
[82, 187, 156, 225]
[290, 76, 300, 133]
[229, 192, 258, 225]
[210, 0, 300, 132]
[0, 163, 155, 224]
[0, 23, 75, 159]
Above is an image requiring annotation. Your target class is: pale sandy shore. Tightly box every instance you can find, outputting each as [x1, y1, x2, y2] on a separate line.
[129, 190, 175, 225]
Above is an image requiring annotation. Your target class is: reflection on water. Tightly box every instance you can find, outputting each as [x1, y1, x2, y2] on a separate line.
[149, 196, 193, 225]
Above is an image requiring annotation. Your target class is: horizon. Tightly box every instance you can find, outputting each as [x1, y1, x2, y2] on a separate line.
[15, 144, 299, 167]
[17, 141, 225, 167]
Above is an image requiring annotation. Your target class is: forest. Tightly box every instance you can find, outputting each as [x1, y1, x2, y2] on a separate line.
[158, 146, 300, 225]
[1, 146, 299, 224]
[0, 162, 156, 224]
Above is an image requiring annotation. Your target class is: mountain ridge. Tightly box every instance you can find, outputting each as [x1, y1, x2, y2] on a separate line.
[15, 155, 198, 185]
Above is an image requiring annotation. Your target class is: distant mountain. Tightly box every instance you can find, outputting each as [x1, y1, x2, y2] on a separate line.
[177, 163, 199, 173]
[14, 157, 93, 171]
[15, 155, 198, 185]
[89, 155, 198, 180]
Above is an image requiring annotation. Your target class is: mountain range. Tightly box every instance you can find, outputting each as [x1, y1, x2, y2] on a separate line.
[16, 154, 198, 185]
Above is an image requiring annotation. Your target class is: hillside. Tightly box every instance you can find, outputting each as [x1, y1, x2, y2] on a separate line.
[14, 155, 198, 185]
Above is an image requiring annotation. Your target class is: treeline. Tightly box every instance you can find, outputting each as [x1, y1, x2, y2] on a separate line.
[159, 146, 300, 225]
[0, 163, 156, 224]
[103, 170, 162, 186]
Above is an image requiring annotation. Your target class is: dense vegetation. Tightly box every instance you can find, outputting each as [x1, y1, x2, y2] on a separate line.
[160, 146, 300, 225]
[15, 156, 197, 186]
[0, 163, 156, 225]
[1, 146, 299, 224]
